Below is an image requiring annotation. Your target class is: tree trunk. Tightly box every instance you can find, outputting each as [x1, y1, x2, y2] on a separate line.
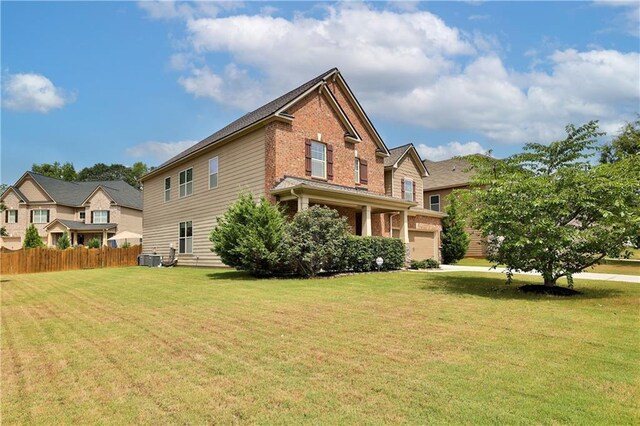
[543, 276, 557, 287]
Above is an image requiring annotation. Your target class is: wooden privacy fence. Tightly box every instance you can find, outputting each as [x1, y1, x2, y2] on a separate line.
[0, 245, 143, 275]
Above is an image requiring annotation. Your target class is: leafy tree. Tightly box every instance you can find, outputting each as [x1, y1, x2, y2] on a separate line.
[0, 227, 7, 237]
[209, 193, 287, 277]
[0, 183, 8, 197]
[441, 197, 470, 264]
[600, 117, 640, 164]
[32, 162, 77, 181]
[461, 121, 640, 287]
[57, 232, 71, 249]
[282, 206, 350, 277]
[23, 224, 45, 249]
[87, 238, 101, 248]
[78, 162, 147, 188]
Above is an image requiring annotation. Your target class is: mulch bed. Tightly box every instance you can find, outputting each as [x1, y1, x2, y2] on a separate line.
[519, 284, 582, 296]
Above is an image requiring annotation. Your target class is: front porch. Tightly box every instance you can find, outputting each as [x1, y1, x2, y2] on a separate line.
[45, 219, 116, 247]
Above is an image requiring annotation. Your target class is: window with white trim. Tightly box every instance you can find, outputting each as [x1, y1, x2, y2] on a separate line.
[430, 195, 440, 212]
[7, 210, 18, 224]
[32, 209, 49, 224]
[209, 157, 219, 189]
[179, 221, 193, 254]
[79, 211, 86, 222]
[164, 177, 171, 202]
[354, 158, 360, 183]
[404, 179, 414, 202]
[179, 168, 193, 198]
[92, 210, 109, 224]
[311, 141, 326, 179]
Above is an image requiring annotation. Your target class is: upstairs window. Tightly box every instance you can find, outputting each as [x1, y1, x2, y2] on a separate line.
[209, 157, 219, 189]
[92, 210, 110, 224]
[430, 195, 440, 212]
[311, 141, 326, 179]
[164, 177, 171, 202]
[6, 210, 18, 224]
[79, 211, 86, 222]
[179, 168, 193, 198]
[404, 179, 414, 202]
[31, 209, 49, 224]
[179, 221, 193, 254]
[354, 158, 360, 183]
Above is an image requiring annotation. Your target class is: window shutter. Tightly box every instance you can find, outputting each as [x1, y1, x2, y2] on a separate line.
[360, 160, 368, 184]
[4, 211, 7, 223]
[327, 144, 334, 180]
[30, 210, 33, 223]
[15, 210, 18, 222]
[91, 211, 94, 224]
[401, 178, 405, 199]
[107, 211, 110, 223]
[412, 182, 416, 202]
[305, 140, 312, 176]
[46, 210, 50, 223]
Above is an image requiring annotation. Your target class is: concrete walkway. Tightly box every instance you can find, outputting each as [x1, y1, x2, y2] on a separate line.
[413, 264, 640, 284]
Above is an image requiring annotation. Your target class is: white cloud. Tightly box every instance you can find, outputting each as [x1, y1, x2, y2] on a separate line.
[125, 140, 198, 162]
[593, 0, 640, 37]
[468, 14, 489, 21]
[417, 141, 487, 161]
[2, 72, 73, 113]
[150, 2, 639, 145]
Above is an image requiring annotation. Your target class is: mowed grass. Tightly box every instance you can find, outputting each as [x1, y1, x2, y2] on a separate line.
[2, 268, 638, 424]
[456, 257, 640, 276]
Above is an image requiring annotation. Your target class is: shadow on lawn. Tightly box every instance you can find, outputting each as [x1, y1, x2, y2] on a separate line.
[422, 275, 624, 300]
[206, 270, 255, 281]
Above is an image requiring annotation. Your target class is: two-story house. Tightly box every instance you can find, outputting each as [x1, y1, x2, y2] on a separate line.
[422, 157, 487, 257]
[0, 172, 142, 249]
[141, 68, 445, 267]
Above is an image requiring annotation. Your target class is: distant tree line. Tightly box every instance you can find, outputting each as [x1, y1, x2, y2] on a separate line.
[30, 161, 152, 189]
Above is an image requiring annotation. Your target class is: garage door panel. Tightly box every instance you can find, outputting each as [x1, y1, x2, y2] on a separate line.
[409, 231, 435, 260]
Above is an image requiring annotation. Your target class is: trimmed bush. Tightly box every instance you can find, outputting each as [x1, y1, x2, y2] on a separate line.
[209, 193, 287, 277]
[121, 241, 131, 248]
[56, 232, 71, 249]
[441, 197, 470, 264]
[343, 236, 405, 272]
[23, 224, 44, 249]
[409, 258, 440, 269]
[282, 206, 350, 277]
[87, 238, 101, 249]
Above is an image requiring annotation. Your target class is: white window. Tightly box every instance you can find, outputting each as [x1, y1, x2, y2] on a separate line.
[404, 179, 414, 202]
[164, 177, 171, 202]
[354, 158, 360, 183]
[311, 141, 326, 179]
[179, 221, 193, 254]
[179, 168, 193, 198]
[7, 210, 18, 224]
[32, 210, 49, 224]
[209, 157, 219, 189]
[92, 210, 109, 224]
[79, 211, 86, 222]
[430, 195, 440, 212]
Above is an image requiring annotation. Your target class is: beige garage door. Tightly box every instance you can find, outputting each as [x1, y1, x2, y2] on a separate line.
[409, 230, 436, 260]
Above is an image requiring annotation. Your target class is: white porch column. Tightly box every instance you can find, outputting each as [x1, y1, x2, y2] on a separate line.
[362, 205, 372, 236]
[102, 230, 108, 246]
[399, 209, 409, 243]
[298, 195, 309, 211]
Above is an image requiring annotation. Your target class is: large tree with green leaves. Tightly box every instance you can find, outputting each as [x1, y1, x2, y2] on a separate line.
[600, 117, 640, 164]
[31, 162, 77, 181]
[461, 121, 640, 287]
[31, 161, 148, 188]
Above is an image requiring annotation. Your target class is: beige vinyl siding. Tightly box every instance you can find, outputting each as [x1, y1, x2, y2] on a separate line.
[142, 128, 266, 267]
[18, 177, 51, 201]
[392, 156, 423, 206]
[117, 207, 143, 236]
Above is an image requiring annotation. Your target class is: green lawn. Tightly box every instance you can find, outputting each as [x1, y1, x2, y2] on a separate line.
[456, 257, 640, 276]
[2, 268, 638, 424]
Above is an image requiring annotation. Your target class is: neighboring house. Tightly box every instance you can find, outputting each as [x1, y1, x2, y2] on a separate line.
[0, 172, 142, 249]
[141, 68, 445, 267]
[422, 157, 487, 257]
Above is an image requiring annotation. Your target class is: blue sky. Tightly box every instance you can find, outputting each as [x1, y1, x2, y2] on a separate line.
[2, 1, 639, 184]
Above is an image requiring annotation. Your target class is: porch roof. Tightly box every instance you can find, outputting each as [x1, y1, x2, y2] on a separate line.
[271, 176, 416, 210]
[44, 219, 117, 232]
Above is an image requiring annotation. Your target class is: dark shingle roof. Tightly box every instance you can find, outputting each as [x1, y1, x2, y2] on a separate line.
[50, 219, 117, 231]
[422, 157, 476, 190]
[25, 172, 142, 210]
[384, 144, 412, 168]
[154, 68, 339, 172]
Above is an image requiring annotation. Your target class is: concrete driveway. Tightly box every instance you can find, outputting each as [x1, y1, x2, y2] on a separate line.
[414, 264, 639, 284]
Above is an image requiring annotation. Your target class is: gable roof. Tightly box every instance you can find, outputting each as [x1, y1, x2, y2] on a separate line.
[11, 172, 142, 210]
[422, 157, 476, 190]
[143, 67, 391, 180]
[0, 186, 27, 203]
[45, 219, 117, 232]
[385, 144, 428, 177]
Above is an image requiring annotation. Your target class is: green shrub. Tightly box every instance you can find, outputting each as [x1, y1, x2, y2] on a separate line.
[441, 197, 470, 264]
[0, 226, 7, 237]
[409, 258, 440, 269]
[56, 232, 71, 249]
[282, 206, 350, 277]
[209, 193, 287, 277]
[343, 236, 406, 272]
[23, 224, 44, 249]
[87, 238, 101, 249]
[121, 241, 131, 248]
